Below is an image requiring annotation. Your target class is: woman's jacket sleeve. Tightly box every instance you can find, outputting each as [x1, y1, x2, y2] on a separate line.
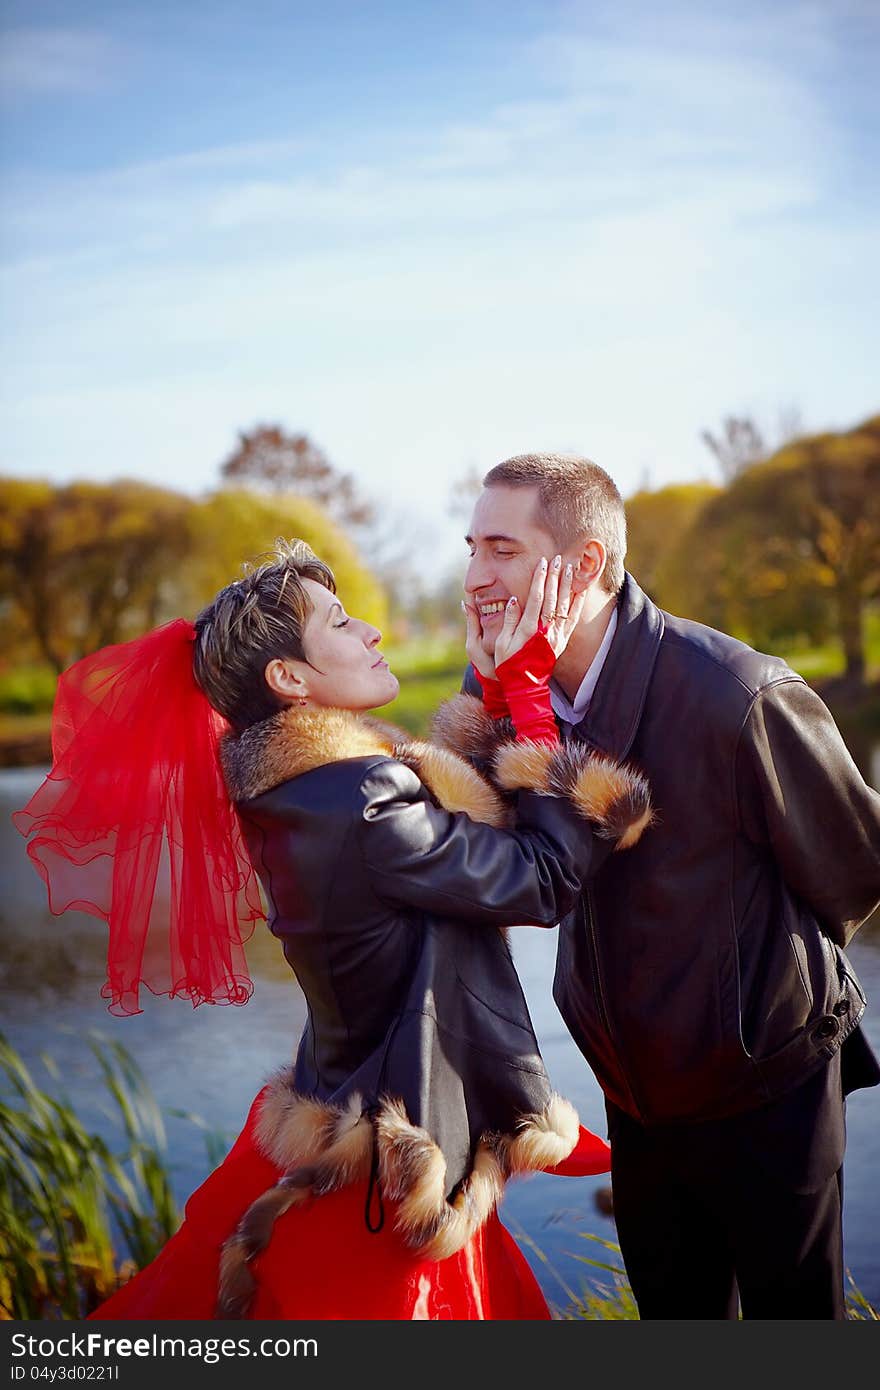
[356, 754, 647, 929]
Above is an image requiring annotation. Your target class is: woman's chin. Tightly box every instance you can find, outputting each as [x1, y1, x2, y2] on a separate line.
[369, 669, 400, 706]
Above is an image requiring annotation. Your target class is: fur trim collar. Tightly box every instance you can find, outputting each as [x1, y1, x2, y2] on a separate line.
[221, 704, 510, 827]
[216, 1072, 580, 1317]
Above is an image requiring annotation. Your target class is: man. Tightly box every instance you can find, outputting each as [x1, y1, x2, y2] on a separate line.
[460, 452, 880, 1319]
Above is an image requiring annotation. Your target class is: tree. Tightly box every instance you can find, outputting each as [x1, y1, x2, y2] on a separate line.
[184, 489, 388, 634]
[700, 416, 767, 483]
[0, 479, 389, 680]
[219, 425, 375, 531]
[0, 478, 192, 673]
[700, 408, 804, 485]
[686, 416, 880, 681]
[624, 482, 720, 607]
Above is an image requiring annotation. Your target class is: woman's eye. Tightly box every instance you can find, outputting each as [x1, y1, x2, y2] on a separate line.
[334, 617, 350, 628]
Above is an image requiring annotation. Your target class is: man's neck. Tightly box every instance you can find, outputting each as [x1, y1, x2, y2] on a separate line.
[552, 592, 618, 702]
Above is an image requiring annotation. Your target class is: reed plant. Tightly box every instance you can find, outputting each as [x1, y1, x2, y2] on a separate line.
[0, 1031, 212, 1320]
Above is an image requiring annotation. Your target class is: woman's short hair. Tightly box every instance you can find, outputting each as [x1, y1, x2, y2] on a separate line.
[193, 538, 335, 731]
[483, 453, 627, 594]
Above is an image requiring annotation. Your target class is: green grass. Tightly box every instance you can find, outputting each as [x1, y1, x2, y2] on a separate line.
[381, 638, 463, 736]
[0, 665, 56, 716]
[778, 606, 880, 682]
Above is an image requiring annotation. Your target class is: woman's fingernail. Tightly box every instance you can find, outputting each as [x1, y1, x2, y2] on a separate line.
[540, 556, 548, 570]
[508, 595, 518, 606]
[553, 554, 562, 569]
[565, 562, 573, 578]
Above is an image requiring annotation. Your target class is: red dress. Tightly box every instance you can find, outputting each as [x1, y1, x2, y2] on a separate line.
[89, 1086, 609, 1321]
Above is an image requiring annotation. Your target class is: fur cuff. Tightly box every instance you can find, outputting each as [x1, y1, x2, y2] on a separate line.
[493, 740, 653, 850]
[430, 693, 515, 764]
[395, 740, 510, 827]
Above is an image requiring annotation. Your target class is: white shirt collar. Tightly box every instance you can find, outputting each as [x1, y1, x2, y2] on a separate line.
[550, 606, 618, 725]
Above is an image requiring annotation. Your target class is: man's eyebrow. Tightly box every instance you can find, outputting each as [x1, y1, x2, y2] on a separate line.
[464, 532, 522, 547]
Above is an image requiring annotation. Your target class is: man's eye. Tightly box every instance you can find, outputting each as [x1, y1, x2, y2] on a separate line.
[494, 550, 515, 558]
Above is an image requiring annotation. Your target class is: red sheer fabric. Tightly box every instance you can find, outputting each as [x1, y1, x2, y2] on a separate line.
[12, 619, 264, 1016]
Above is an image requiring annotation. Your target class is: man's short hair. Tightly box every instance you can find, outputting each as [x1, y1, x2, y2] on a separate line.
[483, 453, 627, 594]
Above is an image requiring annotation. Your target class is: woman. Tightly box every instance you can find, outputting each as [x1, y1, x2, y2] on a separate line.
[14, 539, 652, 1321]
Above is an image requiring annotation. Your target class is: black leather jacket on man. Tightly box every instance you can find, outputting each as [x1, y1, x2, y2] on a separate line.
[464, 572, 880, 1126]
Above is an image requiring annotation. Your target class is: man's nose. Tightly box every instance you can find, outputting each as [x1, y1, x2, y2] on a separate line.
[464, 553, 493, 594]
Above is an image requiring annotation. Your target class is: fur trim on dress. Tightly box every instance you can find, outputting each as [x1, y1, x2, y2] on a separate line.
[215, 1070, 580, 1316]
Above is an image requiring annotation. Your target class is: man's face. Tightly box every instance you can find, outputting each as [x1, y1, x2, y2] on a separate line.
[464, 485, 561, 657]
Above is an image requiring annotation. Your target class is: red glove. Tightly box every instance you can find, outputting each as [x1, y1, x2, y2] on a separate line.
[542, 1124, 611, 1176]
[472, 667, 509, 719]
[494, 628, 559, 746]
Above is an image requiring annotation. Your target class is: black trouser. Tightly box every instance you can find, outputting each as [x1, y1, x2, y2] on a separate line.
[606, 1067, 847, 1320]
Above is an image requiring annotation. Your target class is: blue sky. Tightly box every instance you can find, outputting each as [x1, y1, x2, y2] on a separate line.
[2, 0, 878, 580]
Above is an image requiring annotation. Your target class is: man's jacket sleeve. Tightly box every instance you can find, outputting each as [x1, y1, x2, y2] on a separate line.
[735, 676, 880, 947]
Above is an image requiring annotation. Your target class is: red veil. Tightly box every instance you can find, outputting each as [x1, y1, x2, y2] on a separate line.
[13, 619, 265, 1016]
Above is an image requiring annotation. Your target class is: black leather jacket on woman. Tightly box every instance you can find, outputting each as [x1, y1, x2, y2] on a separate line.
[218, 702, 651, 1271]
[462, 573, 880, 1127]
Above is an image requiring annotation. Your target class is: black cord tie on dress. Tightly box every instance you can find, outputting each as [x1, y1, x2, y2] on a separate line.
[364, 1109, 385, 1234]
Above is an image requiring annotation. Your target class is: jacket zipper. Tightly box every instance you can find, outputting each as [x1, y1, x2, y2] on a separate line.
[583, 888, 645, 1121]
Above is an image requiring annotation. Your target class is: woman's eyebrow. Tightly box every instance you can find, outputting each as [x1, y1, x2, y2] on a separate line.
[327, 601, 343, 621]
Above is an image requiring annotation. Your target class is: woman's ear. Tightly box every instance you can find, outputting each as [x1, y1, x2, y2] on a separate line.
[264, 657, 309, 704]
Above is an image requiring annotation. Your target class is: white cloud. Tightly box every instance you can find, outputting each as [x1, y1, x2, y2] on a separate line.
[0, 26, 128, 96]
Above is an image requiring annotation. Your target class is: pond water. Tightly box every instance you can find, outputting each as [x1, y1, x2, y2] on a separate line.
[1, 763, 878, 1316]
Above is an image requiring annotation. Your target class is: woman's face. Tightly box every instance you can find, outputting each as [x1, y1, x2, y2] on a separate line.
[292, 578, 399, 710]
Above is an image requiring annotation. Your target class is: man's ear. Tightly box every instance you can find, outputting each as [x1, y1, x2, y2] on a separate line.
[264, 657, 309, 704]
[571, 540, 607, 593]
